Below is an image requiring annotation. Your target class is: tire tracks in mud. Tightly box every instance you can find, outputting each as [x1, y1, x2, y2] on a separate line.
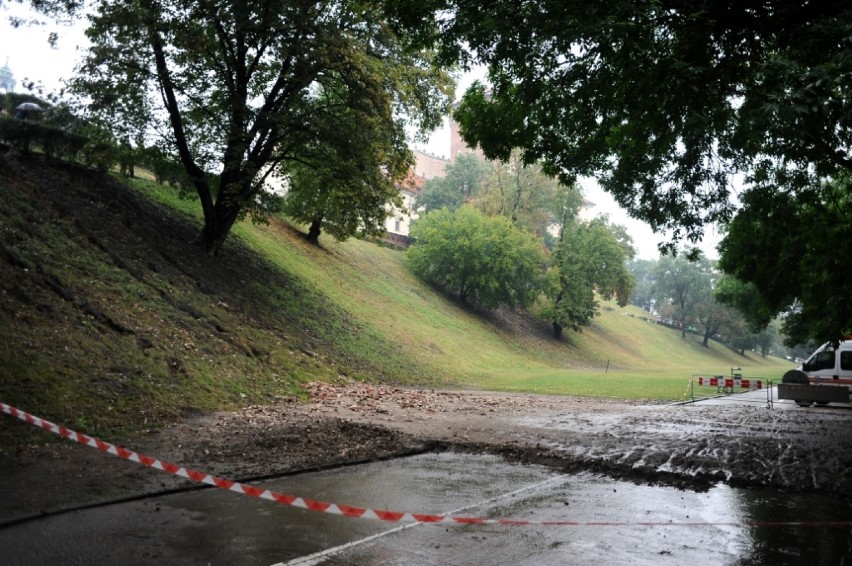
[419, 401, 852, 495]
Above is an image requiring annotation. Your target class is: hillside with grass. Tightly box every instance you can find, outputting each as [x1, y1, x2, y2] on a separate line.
[0, 152, 793, 437]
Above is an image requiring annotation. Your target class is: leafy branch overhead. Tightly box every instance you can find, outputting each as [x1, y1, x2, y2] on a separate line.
[385, 0, 852, 343]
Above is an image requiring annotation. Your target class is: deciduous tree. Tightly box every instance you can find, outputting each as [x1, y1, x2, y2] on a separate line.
[693, 295, 738, 348]
[541, 217, 634, 339]
[628, 259, 657, 312]
[279, 82, 411, 244]
[71, 0, 450, 254]
[654, 254, 713, 339]
[471, 150, 560, 240]
[415, 152, 491, 214]
[718, 181, 852, 344]
[406, 206, 544, 308]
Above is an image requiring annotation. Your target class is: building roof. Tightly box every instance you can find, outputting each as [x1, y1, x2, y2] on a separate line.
[396, 169, 426, 194]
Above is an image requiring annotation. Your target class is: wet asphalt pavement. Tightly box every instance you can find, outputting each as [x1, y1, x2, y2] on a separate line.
[2, 451, 850, 566]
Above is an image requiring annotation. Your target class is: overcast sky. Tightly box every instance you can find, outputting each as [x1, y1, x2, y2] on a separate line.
[0, 5, 87, 95]
[1, 6, 721, 260]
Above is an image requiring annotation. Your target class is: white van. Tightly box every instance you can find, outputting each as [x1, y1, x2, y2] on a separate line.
[800, 340, 852, 387]
[779, 340, 852, 406]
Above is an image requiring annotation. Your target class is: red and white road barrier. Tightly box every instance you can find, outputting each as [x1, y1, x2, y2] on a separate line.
[2, 401, 850, 528]
[696, 376, 763, 390]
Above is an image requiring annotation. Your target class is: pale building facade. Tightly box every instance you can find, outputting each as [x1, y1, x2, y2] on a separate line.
[382, 149, 450, 244]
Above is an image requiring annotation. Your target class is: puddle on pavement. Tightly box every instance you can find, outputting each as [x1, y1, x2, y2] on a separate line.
[1, 452, 849, 566]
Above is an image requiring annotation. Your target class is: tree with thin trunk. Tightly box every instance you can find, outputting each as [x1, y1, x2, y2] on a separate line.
[653, 254, 712, 339]
[541, 216, 634, 339]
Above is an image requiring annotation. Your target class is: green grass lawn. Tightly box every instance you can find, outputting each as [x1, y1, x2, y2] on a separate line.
[1, 157, 797, 440]
[231, 202, 795, 401]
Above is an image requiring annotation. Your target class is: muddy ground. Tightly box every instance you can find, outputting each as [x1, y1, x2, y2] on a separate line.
[2, 382, 852, 526]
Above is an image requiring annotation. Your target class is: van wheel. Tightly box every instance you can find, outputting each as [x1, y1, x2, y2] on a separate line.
[795, 400, 813, 407]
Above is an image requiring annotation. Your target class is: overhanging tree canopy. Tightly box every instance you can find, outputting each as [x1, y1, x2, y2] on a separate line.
[385, 0, 852, 342]
[70, 0, 451, 254]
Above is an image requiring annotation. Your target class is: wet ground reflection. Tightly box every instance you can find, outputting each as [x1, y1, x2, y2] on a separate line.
[1, 452, 849, 565]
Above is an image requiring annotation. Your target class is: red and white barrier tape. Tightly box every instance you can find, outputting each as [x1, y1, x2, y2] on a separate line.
[3, 401, 851, 528]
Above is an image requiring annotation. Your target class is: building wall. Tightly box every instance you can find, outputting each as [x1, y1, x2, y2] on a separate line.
[413, 150, 449, 180]
[449, 107, 486, 163]
[384, 189, 419, 239]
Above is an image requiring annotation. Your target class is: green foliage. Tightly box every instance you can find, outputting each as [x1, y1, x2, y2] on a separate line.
[714, 275, 773, 334]
[756, 322, 781, 357]
[692, 293, 740, 347]
[388, 1, 852, 341]
[282, 161, 402, 244]
[416, 152, 492, 213]
[279, 77, 411, 243]
[540, 217, 634, 338]
[653, 254, 714, 338]
[0, 115, 111, 163]
[404, 1, 852, 246]
[719, 180, 852, 344]
[628, 259, 657, 311]
[418, 151, 584, 248]
[406, 206, 544, 308]
[136, 145, 194, 189]
[471, 150, 563, 240]
[71, 0, 452, 255]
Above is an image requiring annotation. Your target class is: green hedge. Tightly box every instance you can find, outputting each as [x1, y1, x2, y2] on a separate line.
[0, 117, 117, 171]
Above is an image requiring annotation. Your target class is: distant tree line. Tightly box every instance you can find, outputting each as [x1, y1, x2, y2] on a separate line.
[628, 255, 787, 357]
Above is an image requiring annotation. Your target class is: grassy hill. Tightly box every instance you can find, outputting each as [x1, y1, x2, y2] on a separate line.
[0, 152, 793, 437]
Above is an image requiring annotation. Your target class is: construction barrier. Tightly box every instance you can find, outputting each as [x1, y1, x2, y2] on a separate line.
[687, 370, 771, 407]
[694, 375, 763, 392]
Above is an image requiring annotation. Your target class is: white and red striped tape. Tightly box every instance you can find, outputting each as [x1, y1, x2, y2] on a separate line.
[2, 401, 849, 528]
[696, 376, 763, 389]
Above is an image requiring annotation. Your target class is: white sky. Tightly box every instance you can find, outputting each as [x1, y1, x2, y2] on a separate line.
[0, 5, 88, 96]
[1, 7, 721, 261]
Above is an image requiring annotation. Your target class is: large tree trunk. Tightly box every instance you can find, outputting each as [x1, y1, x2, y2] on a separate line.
[197, 168, 256, 255]
[552, 322, 563, 340]
[198, 199, 242, 255]
[306, 216, 323, 244]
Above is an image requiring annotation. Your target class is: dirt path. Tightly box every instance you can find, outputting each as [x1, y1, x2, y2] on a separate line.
[2, 383, 851, 525]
